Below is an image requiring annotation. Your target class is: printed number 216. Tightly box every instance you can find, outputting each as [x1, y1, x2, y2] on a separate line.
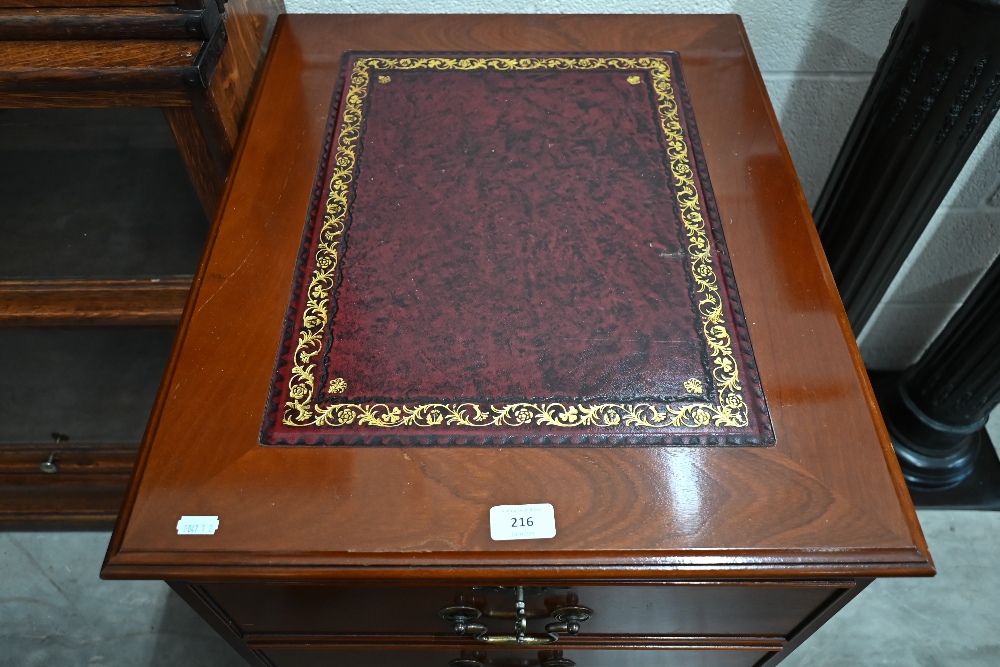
[512, 516, 533, 527]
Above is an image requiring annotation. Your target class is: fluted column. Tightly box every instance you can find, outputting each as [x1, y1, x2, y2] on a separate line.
[881, 255, 1000, 489]
[813, 0, 1000, 334]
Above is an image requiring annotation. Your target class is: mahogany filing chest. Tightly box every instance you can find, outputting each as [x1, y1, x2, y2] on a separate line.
[102, 14, 934, 667]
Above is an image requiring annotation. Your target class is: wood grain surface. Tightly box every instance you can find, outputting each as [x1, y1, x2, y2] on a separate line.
[169, 0, 283, 213]
[199, 581, 846, 637]
[0, 7, 219, 40]
[0, 444, 135, 527]
[0, 89, 191, 107]
[258, 647, 773, 667]
[0, 0, 170, 7]
[0, 279, 190, 326]
[104, 15, 933, 582]
[0, 38, 200, 68]
[164, 105, 224, 213]
[190, 0, 283, 168]
[0, 39, 201, 91]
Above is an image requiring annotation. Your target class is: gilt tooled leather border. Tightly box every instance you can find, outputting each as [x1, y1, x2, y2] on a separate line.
[261, 52, 774, 446]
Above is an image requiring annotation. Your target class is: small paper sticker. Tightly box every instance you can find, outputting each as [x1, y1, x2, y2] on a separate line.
[489, 503, 556, 541]
[176, 516, 219, 535]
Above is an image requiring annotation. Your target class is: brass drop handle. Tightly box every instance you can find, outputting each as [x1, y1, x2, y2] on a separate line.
[447, 657, 576, 667]
[439, 587, 593, 646]
[447, 656, 576, 667]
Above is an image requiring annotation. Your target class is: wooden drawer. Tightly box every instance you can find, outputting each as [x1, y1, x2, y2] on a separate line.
[199, 582, 848, 639]
[259, 647, 774, 667]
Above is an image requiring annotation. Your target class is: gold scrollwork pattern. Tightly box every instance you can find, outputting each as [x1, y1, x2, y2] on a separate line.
[282, 56, 748, 431]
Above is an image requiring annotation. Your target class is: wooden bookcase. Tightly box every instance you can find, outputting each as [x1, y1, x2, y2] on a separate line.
[0, 0, 283, 527]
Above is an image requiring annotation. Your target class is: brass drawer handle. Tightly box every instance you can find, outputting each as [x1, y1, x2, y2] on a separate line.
[439, 586, 593, 646]
[448, 655, 577, 667]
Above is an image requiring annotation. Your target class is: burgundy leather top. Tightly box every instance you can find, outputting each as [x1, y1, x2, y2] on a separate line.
[262, 52, 772, 446]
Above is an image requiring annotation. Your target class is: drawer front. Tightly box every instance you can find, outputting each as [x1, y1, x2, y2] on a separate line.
[260, 647, 773, 667]
[201, 582, 846, 639]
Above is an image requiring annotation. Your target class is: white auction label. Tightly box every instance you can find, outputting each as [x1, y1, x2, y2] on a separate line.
[176, 516, 219, 535]
[489, 503, 556, 541]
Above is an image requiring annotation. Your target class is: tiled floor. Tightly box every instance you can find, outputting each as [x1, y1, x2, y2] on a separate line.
[0, 531, 241, 667]
[5, 424, 1000, 667]
[784, 509, 1000, 667]
[3, 511, 999, 666]
[3, 431, 1000, 667]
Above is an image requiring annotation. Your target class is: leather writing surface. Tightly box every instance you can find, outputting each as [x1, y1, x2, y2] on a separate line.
[262, 52, 772, 446]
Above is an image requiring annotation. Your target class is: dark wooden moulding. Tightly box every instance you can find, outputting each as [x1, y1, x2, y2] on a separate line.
[102, 14, 933, 667]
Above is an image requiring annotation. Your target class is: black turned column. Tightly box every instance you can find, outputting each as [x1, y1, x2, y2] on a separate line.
[813, 0, 1000, 334]
[877, 255, 1000, 507]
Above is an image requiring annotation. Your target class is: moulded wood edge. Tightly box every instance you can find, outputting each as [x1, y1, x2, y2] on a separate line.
[0, 88, 194, 107]
[0, 472, 130, 528]
[101, 547, 936, 582]
[241, 636, 787, 651]
[0, 6, 218, 41]
[0, 278, 191, 326]
[730, 17, 934, 577]
[102, 15, 292, 579]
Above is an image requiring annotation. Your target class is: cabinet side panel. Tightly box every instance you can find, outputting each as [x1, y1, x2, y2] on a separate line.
[168, 582, 270, 667]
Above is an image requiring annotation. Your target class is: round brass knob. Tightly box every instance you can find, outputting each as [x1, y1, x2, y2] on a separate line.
[551, 606, 593, 624]
[439, 605, 483, 622]
[39, 453, 58, 474]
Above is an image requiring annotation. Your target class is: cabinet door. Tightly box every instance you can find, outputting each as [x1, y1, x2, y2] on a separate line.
[0, 108, 207, 526]
[259, 647, 773, 667]
[200, 582, 848, 639]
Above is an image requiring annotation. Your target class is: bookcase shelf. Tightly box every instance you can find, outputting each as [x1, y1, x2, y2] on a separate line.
[0, 0, 282, 526]
[0, 109, 203, 526]
[0, 327, 175, 527]
[0, 278, 190, 326]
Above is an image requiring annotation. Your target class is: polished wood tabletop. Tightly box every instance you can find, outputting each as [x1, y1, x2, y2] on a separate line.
[103, 14, 933, 584]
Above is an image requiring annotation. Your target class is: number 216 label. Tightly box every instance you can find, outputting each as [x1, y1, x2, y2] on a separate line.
[489, 503, 556, 541]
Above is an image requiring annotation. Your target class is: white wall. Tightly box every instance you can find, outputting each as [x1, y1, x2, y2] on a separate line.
[285, 0, 1000, 371]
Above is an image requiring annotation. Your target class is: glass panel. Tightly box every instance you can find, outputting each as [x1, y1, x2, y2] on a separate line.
[0, 109, 209, 281]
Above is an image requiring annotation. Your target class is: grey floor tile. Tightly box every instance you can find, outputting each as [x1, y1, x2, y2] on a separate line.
[782, 508, 1000, 666]
[4, 511, 1000, 666]
[0, 532, 242, 667]
[5, 431, 1000, 665]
